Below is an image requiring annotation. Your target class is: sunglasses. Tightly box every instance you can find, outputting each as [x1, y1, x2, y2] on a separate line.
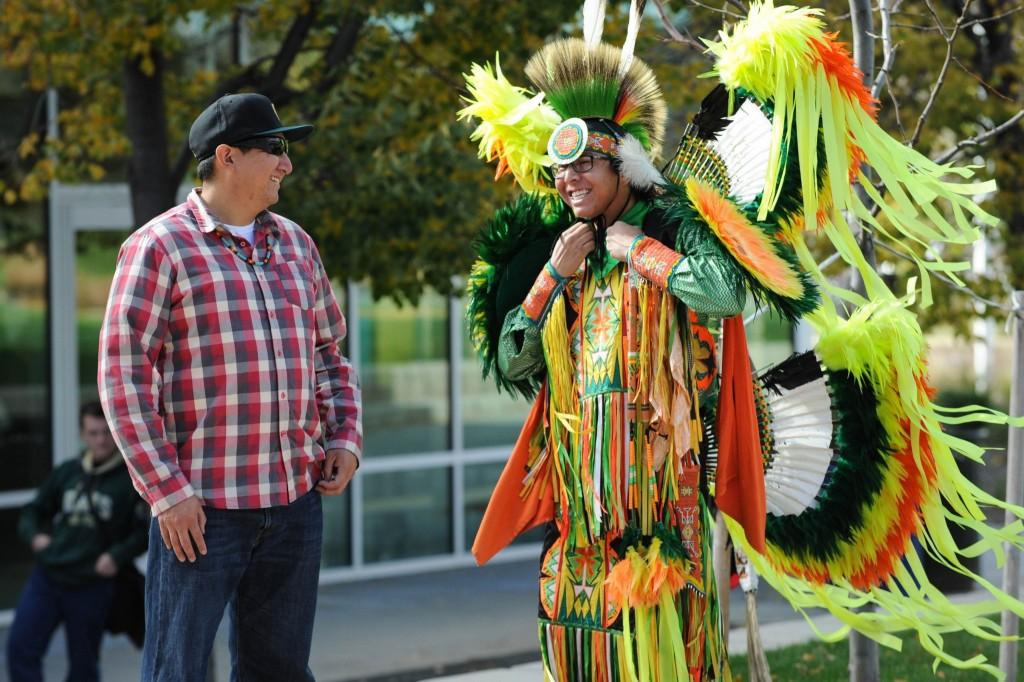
[233, 136, 289, 156]
[551, 154, 608, 178]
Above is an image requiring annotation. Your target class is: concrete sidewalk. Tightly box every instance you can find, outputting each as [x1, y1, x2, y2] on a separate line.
[1, 548, 1015, 681]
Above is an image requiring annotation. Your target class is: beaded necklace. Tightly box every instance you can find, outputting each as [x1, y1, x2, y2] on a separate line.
[215, 226, 274, 267]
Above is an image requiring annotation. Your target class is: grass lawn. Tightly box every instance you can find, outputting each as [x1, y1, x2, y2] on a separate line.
[729, 628, 1023, 681]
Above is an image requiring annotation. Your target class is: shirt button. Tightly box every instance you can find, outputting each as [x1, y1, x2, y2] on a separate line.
[268, 312, 275, 319]
[280, 391, 286, 399]
[276, 351, 283, 358]
[280, 432, 287, 439]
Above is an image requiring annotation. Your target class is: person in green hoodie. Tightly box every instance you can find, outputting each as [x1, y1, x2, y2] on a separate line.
[7, 401, 149, 682]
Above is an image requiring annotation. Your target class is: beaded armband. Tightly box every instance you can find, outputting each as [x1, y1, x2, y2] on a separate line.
[521, 263, 566, 325]
[628, 237, 683, 289]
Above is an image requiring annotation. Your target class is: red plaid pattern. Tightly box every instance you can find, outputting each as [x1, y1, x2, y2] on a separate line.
[99, 190, 362, 515]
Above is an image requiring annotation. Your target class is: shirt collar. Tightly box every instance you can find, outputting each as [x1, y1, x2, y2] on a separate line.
[188, 188, 281, 238]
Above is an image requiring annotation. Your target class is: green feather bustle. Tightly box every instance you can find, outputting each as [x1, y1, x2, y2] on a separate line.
[764, 365, 891, 564]
[466, 193, 573, 399]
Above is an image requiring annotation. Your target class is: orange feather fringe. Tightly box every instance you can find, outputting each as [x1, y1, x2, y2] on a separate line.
[685, 178, 804, 299]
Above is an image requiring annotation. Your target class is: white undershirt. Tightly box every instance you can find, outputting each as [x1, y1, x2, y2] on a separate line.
[222, 221, 256, 247]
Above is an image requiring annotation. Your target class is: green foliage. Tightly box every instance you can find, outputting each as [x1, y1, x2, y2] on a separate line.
[729, 624, 1024, 681]
[0, 0, 580, 303]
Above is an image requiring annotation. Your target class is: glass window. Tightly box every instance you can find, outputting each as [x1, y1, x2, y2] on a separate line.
[363, 468, 451, 562]
[359, 287, 450, 456]
[0, 224, 51, 492]
[321, 493, 352, 568]
[461, 298, 533, 449]
[463, 461, 543, 553]
[77, 231, 131, 410]
[0, 505, 36, 610]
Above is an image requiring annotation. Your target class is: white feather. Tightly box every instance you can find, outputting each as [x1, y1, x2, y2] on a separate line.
[710, 100, 774, 205]
[617, 134, 663, 191]
[618, 0, 644, 77]
[583, 0, 607, 48]
[762, 375, 836, 516]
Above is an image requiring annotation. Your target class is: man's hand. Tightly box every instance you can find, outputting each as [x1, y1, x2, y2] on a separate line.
[550, 222, 596, 278]
[157, 495, 207, 563]
[606, 220, 644, 262]
[95, 552, 118, 577]
[31, 533, 51, 553]
[317, 449, 357, 496]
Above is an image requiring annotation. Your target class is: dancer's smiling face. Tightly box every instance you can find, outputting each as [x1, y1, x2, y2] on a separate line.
[554, 154, 627, 220]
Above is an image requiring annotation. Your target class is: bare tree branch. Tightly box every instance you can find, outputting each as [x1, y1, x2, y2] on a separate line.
[887, 2, 1021, 34]
[934, 109, 1024, 164]
[871, 0, 899, 101]
[951, 54, 1017, 102]
[651, 0, 706, 49]
[909, 0, 974, 147]
[961, 4, 1024, 29]
[685, 0, 745, 20]
[884, 78, 907, 139]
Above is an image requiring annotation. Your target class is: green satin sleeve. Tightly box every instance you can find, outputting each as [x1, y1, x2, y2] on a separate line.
[497, 307, 546, 382]
[667, 252, 747, 319]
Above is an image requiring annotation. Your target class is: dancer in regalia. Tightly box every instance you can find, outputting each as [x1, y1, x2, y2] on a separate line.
[461, 1, 1024, 680]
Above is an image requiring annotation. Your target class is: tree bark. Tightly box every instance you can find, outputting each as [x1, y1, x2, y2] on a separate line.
[848, 2, 881, 679]
[123, 46, 175, 227]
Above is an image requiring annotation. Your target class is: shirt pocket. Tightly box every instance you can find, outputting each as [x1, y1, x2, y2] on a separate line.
[275, 259, 316, 310]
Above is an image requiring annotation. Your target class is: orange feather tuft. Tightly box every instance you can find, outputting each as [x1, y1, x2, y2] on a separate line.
[605, 555, 635, 606]
[812, 34, 878, 118]
[685, 178, 804, 299]
[848, 142, 867, 183]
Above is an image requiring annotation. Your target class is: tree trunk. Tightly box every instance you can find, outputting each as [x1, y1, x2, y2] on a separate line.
[848, 1, 881, 679]
[123, 45, 175, 227]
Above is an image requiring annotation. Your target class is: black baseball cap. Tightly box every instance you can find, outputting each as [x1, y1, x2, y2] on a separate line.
[189, 93, 314, 161]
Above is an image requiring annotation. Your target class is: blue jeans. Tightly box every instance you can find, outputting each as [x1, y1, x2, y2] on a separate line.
[7, 566, 114, 682]
[141, 491, 323, 682]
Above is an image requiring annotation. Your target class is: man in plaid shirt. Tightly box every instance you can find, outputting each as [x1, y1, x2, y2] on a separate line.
[99, 93, 361, 681]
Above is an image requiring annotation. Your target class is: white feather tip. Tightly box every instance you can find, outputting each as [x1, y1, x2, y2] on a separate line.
[617, 135, 663, 191]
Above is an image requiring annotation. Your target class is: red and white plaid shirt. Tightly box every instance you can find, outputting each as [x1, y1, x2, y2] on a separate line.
[99, 190, 362, 515]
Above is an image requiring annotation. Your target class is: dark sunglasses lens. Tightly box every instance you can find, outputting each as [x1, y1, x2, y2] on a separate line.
[236, 137, 287, 155]
[267, 138, 287, 155]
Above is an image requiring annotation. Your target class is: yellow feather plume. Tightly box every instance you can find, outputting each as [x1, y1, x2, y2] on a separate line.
[458, 56, 560, 195]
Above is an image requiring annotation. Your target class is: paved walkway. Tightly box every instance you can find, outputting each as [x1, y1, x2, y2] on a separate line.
[0, 548, 1016, 681]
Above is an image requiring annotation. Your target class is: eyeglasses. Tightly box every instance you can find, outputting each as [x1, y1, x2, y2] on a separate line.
[233, 136, 289, 156]
[551, 154, 605, 178]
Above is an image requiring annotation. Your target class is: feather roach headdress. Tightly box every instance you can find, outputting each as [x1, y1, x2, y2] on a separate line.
[459, 1, 666, 193]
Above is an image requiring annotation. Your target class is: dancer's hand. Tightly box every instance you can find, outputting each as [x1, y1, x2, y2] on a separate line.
[550, 222, 596, 278]
[157, 495, 207, 562]
[606, 221, 643, 262]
